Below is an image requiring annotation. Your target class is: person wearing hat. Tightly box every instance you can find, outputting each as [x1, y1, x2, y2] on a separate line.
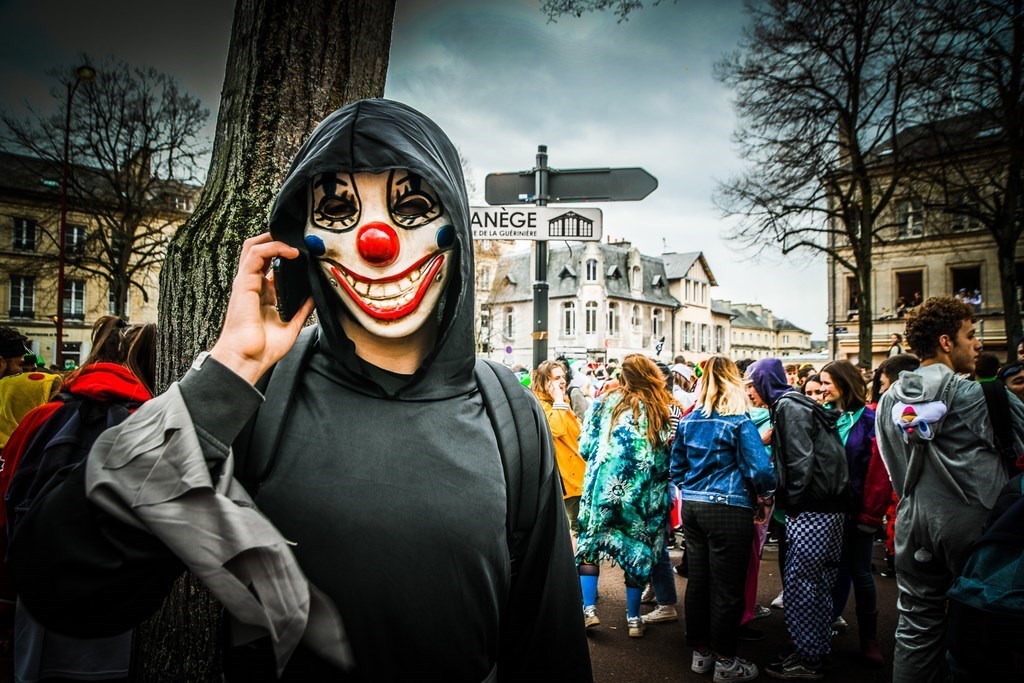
[0, 326, 61, 452]
[672, 363, 697, 411]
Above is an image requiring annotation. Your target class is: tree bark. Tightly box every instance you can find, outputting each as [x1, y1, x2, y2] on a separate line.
[141, 1, 395, 680]
[157, 0, 396, 386]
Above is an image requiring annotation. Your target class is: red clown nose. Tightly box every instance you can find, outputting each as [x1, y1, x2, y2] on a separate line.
[356, 222, 400, 266]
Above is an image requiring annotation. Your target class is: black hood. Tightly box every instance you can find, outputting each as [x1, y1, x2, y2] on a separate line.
[268, 99, 474, 399]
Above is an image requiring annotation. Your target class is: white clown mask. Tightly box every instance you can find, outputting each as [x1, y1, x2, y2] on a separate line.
[303, 170, 456, 339]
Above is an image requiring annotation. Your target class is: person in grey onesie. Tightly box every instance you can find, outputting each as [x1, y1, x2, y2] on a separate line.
[877, 296, 1024, 683]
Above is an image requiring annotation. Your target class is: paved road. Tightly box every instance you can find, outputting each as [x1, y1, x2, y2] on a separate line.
[587, 541, 898, 682]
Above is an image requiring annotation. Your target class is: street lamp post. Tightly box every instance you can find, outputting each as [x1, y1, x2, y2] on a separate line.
[55, 64, 96, 367]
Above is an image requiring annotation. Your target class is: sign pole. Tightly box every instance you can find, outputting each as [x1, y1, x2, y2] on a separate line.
[533, 145, 549, 369]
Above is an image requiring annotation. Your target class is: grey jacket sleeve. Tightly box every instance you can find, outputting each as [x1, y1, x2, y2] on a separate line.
[9, 356, 263, 637]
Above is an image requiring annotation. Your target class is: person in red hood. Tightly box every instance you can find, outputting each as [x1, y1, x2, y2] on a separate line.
[0, 316, 155, 683]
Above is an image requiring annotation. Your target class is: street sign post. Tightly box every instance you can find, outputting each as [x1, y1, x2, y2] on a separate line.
[485, 146, 657, 368]
[485, 167, 657, 205]
[470, 206, 603, 241]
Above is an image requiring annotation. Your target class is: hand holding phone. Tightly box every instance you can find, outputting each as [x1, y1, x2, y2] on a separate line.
[209, 233, 314, 385]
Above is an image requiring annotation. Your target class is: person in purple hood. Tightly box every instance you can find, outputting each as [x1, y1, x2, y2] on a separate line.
[746, 359, 850, 681]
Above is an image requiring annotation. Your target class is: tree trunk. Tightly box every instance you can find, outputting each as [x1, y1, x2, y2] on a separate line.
[857, 262, 874, 370]
[997, 239, 1022, 363]
[157, 0, 396, 386]
[140, 1, 395, 680]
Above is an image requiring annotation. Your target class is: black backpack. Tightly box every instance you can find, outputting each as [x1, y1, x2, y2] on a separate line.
[980, 380, 1021, 476]
[771, 391, 850, 509]
[4, 392, 138, 540]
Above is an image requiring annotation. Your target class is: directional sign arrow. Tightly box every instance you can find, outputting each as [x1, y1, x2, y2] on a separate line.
[485, 167, 658, 205]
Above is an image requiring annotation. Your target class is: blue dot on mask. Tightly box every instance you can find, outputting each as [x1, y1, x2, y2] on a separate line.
[305, 234, 326, 256]
[436, 224, 455, 250]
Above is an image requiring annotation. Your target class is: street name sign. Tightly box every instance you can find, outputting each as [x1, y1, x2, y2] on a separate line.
[485, 167, 657, 205]
[470, 206, 602, 241]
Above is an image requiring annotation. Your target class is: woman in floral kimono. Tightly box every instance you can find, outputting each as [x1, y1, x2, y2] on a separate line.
[575, 354, 676, 638]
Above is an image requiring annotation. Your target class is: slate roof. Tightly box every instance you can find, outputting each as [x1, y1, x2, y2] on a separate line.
[0, 151, 200, 209]
[661, 251, 718, 286]
[715, 300, 810, 335]
[488, 242, 680, 308]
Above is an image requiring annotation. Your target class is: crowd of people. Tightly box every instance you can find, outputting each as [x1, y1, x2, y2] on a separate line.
[526, 295, 1024, 682]
[0, 99, 1022, 683]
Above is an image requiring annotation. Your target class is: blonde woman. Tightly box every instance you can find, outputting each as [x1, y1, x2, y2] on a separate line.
[671, 356, 776, 683]
[576, 354, 676, 638]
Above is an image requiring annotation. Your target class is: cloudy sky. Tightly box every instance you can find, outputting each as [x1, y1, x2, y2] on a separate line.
[0, 0, 827, 337]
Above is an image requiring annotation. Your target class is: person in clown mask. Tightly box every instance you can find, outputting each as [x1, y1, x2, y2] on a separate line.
[7, 100, 592, 682]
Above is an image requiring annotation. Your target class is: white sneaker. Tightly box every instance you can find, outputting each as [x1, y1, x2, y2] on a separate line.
[771, 591, 784, 609]
[832, 615, 848, 630]
[627, 616, 645, 638]
[641, 604, 678, 624]
[752, 604, 772, 620]
[641, 583, 657, 604]
[583, 605, 600, 629]
[692, 650, 715, 674]
[713, 656, 759, 683]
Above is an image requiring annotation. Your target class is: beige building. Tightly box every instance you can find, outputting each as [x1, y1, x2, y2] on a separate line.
[662, 251, 727, 361]
[826, 114, 1024, 366]
[1, 152, 197, 366]
[720, 301, 812, 361]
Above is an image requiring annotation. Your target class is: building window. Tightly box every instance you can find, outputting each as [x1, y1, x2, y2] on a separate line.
[684, 321, 693, 351]
[631, 305, 640, 331]
[783, 334, 790, 344]
[685, 280, 691, 301]
[951, 265, 982, 310]
[65, 223, 87, 255]
[503, 307, 514, 339]
[585, 305, 598, 335]
[895, 270, 924, 311]
[562, 301, 576, 337]
[846, 275, 859, 312]
[607, 302, 619, 337]
[64, 279, 86, 320]
[714, 325, 724, 352]
[897, 198, 923, 238]
[699, 324, 709, 353]
[652, 308, 663, 337]
[478, 266, 492, 290]
[585, 259, 598, 282]
[631, 265, 642, 290]
[13, 217, 36, 251]
[9, 275, 35, 317]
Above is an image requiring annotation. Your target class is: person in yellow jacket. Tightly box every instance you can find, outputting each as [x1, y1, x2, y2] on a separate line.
[0, 326, 61, 452]
[533, 360, 586, 536]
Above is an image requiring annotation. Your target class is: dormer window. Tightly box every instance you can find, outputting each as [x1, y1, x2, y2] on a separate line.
[607, 265, 622, 279]
[585, 259, 598, 281]
[559, 264, 577, 279]
[504, 273, 518, 286]
[652, 274, 665, 288]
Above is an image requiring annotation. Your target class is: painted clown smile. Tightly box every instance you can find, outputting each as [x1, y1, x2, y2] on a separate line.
[328, 252, 446, 322]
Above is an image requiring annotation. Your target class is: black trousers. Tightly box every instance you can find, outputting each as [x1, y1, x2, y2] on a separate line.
[681, 500, 754, 658]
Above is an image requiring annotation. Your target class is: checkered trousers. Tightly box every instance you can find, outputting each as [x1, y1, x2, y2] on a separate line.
[784, 511, 844, 660]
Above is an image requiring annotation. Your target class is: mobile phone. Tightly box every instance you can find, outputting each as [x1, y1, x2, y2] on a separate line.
[272, 254, 311, 323]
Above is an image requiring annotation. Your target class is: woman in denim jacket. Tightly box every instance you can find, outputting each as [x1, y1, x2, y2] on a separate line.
[671, 356, 776, 683]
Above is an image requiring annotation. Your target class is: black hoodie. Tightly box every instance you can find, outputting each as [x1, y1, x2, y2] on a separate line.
[250, 99, 590, 681]
[11, 100, 592, 682]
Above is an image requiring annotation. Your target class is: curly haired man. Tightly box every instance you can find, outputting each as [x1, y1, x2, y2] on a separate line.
[876, 296, 1024, 683]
